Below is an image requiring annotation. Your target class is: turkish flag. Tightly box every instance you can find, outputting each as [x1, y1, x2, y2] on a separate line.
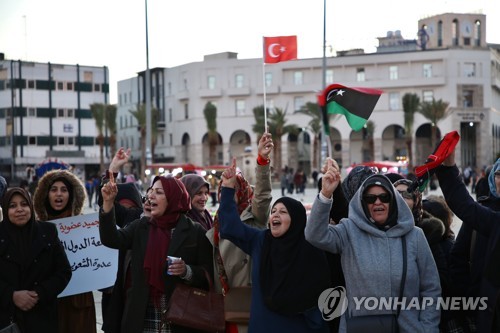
[263, 36, 297, 64]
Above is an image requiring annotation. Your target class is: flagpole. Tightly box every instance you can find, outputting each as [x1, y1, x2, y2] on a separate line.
[262, 37, 268, 134]
[321, 0, 332, 162]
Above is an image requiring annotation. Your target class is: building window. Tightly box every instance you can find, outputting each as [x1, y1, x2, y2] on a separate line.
[207, 75, 216, 89]
[58, 137, 74, 145]
[57, 109, 65, 117]
[356, 68, 365, 82]
[423, 90, 434, 102]
[183, 78, 188, 90]
[265, 72, 272, 87]
[235, 100, 245, 116]
[67, 109, 74, 118]
[27, 108, 36, 117]
[27, 80, 35, 89]
[389, 92, 400, 110]
[293, 71, 303, 85]
[168, 82, 172, 95]
[169, 133, 172, 146]
[184, 103, 189, 119]
[326, 69, 334, 85]
[294, 96, 305, 112]
[464, 62, 476, 77]
[66, 82, 73, 90]
[463, 90, 473, 107]
[57, 81, 64, 90]
[423, 64, 432, 78]
[389, 66, 398, 80]
[83, 71, 93, 82]
[266, 99, 275, 111]
[94, 83, 100, 92]
[169, 108, 172, 122]
[28, 136, 36, 145]
[235, 74, 244, 88]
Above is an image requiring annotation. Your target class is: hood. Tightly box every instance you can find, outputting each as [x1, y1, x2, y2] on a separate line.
[33, 169, 86, 221]
[348, 175, 415, 237]
[419, 214, 445, 246]
[488, 158, 500, 198]
[180, 174, 210, 198]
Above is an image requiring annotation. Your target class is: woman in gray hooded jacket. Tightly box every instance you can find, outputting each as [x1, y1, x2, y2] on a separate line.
[305, 158, 441, 333]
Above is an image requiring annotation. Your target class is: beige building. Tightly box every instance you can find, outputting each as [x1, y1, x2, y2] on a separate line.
[116, 12, 500, 180]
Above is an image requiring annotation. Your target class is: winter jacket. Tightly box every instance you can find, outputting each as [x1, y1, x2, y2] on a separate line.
[305, 185, 441, 333]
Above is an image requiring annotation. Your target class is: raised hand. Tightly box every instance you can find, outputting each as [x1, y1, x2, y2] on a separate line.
[221, 157, 237, 189]
[101, 171, 118, 212]
[258, 132, 274, 160]
[109, 147, 131, 173]
[321, 158, 341, 198]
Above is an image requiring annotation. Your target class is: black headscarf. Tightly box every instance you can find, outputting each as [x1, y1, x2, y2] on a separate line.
[260, 197, 331, 315]
[1, 187, 36, 268]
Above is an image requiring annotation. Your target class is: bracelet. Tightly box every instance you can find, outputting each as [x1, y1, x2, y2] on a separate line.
[257, 154, 270, 165]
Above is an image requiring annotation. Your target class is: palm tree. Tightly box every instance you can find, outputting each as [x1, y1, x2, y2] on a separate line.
[252, 105, 299, 174]
[418, 98, 449, 149]
[130, 103, 159, 179]
[402, 93, 420, 170]
[90, 103, 106, 174]
[104, 104, 117, 158]
[297, 102, 322, 170]
[203, 102, 218, 165]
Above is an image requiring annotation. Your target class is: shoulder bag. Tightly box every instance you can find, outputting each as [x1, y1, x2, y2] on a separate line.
[0, 320, 20, 333]
[346, 236, 407, 333]
[165, 269, 225, 333]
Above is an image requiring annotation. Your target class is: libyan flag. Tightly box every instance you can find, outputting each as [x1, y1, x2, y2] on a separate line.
[318, 84, 383, 133]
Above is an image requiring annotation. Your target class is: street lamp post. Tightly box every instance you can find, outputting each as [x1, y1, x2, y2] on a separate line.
[145, 0, 152, 168]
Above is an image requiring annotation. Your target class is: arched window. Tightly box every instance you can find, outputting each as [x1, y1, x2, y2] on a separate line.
[437, 21, 443, 47]
[474, 20, 481, 47]
[452, 19, 459, 46]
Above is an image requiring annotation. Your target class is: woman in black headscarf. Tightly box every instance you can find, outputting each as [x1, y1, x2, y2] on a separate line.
[0, 187, 72, 333]
[218, 160, 331, 332]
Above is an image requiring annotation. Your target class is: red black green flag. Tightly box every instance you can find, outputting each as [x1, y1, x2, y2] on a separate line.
[318, 83, 383, 133]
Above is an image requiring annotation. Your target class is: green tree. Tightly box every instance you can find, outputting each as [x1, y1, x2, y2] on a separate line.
[418, 98, 449, 149]
[130, 103, 159, 179]
[402, 93, 420, 170]
[252, 105, 299, 174]
[90, 103, 106, 174]
[203, 102, 218, 165]
[105, 104, 117, 158]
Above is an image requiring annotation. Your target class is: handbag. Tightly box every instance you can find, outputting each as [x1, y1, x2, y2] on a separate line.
[224, 286, 252, 324]
[165, 270, 225, 333]
[0, 322, 20, 333]
[346, 236, 407, 333]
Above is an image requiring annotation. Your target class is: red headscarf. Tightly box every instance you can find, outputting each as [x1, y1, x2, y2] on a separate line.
[143, 176, 191, 301]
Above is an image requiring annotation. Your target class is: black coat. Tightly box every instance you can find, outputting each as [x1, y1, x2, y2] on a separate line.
[0, 221, 72, 333]
[99, 208, 214, 333]
[437, 164, 500, 333]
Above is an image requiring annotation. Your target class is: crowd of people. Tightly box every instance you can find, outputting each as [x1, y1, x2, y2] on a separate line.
[1, 137, 500, 332]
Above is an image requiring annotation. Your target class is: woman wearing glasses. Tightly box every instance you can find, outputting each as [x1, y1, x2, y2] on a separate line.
[305, 158, 441, 333]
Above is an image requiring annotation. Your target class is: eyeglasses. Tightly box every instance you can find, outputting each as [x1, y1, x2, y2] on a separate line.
[363, 193, 391, 204]
[397, 190, 413, 200]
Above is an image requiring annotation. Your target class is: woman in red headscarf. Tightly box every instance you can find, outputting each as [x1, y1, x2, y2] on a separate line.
[99, 175, 213, 333]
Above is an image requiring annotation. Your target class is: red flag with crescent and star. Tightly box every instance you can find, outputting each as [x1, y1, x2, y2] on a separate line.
[263, 36, 297, 64]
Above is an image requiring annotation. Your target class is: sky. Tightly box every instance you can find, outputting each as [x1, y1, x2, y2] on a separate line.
[1, 0, 499, 104]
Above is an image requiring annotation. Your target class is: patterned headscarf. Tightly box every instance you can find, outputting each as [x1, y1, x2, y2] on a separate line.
[488, 158, 500, 198]
[342, 165, 378, 201]
[393, 178, 423, 226]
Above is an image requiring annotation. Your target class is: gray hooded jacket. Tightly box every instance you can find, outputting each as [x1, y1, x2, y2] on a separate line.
[305, 175, 441, 333]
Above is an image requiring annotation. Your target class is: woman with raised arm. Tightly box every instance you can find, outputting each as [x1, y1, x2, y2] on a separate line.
[305, 158, 440, 333]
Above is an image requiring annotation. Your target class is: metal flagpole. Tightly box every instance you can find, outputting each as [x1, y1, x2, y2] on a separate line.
[321, 0, 332, 162]
[262, 38, 268, 133]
